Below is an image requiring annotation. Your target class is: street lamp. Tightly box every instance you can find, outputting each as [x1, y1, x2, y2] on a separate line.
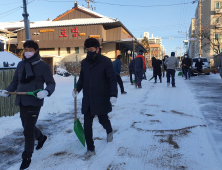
[127, 50, 131, 64]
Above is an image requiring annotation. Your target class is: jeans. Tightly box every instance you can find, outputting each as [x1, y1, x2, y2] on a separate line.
[84, 108, 112, 151]
[135, 69, 143, 87]
[184, 68, 191, 79]
[20, 105, 43, 159]
[167, 69, 176, 86]
[129, 68, 134, 84]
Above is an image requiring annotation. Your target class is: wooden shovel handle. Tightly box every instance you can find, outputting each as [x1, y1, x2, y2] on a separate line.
[3, 92, 28, 95]
[74, 88, 77, 121]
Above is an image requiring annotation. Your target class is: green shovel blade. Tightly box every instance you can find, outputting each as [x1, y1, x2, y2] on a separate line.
[74, 118, 85, 147]
[178, 72, 182, 76]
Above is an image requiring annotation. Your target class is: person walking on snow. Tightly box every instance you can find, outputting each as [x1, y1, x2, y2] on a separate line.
[112, 55, 127, 94]
[134, 50, 145, 88]
[152, 57, 162, 83]
[162, 55, 168, 77]
[216, 57, 222, 86]
[0, 40, 55, 170]
[129, 59, 135, 85]
[182, 54, 192, 80]
[72, 38, 118, 160]
[195, 57, 204, 75]
[164, 52, 179, 87]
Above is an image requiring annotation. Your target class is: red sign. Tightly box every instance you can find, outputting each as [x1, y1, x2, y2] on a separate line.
[60, 29, 68, 37]
[72, 27, 79, 37]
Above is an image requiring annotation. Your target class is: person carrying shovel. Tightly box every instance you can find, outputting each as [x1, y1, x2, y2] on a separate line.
[0, 40, 55, 170]
[72, 38, 117, 160]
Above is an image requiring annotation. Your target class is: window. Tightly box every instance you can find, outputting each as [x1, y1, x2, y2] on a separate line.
[67, 47, 70, 54]
[75, 47, 79, 54]
[215, 18, 220, 23]
[215, 33, 219, 40]
[84, 47, 87, 53]
[215, 2, 221, 9]
[39, 48, 55, 51]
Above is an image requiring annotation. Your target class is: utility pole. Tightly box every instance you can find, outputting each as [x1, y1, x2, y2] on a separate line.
[199, 0, 202, 57]
[86, 0, 95, 10]
[22, 0, 31, 40]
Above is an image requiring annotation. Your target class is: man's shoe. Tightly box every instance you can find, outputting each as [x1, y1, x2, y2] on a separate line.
[121, 91, 127, 94]
[138, 86, 142, 88]
[107, 131, 113, 142]
[131, 83, 133, 85]
[20, 158, 31, 170]
[83, 150, 96, 160]
[172, 85, 176, 87]
[36, 135, 47, 150]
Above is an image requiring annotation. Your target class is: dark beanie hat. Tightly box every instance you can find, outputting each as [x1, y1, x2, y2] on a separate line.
[171, 52, 175, 56]
[138, 50, 143, 55]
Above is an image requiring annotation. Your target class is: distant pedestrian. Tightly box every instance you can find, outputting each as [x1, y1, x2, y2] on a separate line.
[165, 52, 179, 87]
[217, 57, 222, 86]
[162, 55, 168, 77]
[0, 40, 56, 170]
[113, 55, 127, 94]
[182, 54, 192, 79]
[195, 57, 204, 75]
[129, 59, 135, 85]
[152, 57, 162, 83]
[135, 50, 145, 88]
[72, 38, 118, 160]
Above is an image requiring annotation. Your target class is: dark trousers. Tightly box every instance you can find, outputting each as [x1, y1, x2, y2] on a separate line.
[135, 69, 143, 87]
[116, 75, 125, 93]
[154, 74, 161, 82]
[167, 69, 176, 86]
[143, 69, 147, 79]
[84, 108, 112, 151]
[184, 68, 191, 79]
[129, 68, 134, 84]
[20, 105, 43, 159]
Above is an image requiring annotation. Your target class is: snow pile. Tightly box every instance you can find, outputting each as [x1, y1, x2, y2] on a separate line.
[0, 51, 21, 68]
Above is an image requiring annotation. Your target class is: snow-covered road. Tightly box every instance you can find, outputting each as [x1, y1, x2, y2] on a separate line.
[0, 70, 222, 170]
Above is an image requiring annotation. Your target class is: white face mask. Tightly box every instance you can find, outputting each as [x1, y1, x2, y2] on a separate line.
[184, 56, 187, 58]
[24, 52, 35, 59]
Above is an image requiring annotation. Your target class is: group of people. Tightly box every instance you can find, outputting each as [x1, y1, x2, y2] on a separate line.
[0, 38, 120, 169]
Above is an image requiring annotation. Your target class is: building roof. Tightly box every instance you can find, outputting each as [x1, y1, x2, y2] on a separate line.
[53, 3, 108, 21]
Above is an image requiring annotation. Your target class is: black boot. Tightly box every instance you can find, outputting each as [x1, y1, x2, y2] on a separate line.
[36, 135, 47, 150]
[160, 78, 162, 83]
[20, 158, 31, 170]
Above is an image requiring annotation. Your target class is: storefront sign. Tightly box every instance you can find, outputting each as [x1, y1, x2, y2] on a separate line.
[40, 29, 54, 33]
[79, 33, 86, 36]
[89, 35, 100, 38]
[123, 29, 127, 35]
[72, 27, 79, 37]
[60, 29, 68, 37]
[59, 27, 83, 37]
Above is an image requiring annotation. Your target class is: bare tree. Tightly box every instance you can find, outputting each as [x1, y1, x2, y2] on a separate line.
[140, 37, 150, 54]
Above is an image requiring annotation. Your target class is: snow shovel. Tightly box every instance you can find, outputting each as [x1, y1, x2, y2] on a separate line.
[149, 76, 154, 81]
[73, 75, 85, 147]
[0, 89, 42, 98]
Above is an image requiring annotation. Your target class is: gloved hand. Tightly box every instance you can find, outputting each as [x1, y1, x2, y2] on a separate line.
[110, 97, 117, 105]
[37, 90, 48, 99]
[72, 90, 78, 98]
[0, 90, 9, 97]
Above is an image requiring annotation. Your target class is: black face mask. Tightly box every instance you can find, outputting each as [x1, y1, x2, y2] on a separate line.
[87, 51, 97, 59]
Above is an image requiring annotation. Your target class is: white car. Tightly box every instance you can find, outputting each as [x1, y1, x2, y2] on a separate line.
[191, 57, 210, 75]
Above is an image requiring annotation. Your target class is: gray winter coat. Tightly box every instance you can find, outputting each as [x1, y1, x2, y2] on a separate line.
[164, 56, 179, 69]
[6, 59, 55, 106]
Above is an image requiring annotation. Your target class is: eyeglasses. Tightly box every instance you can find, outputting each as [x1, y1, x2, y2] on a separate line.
[86, 47, 96, 52]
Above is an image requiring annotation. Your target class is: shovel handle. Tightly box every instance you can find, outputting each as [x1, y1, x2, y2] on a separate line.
[4, 92, 28, 95]
[74, 88, 77, 121]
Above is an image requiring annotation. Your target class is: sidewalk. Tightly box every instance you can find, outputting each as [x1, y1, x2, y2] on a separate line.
[0, 70, 221, 170]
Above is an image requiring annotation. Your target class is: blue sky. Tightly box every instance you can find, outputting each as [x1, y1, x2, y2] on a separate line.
[0, 0, 198, 56]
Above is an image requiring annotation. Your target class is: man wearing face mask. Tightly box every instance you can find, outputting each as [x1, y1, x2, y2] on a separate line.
[72, 38, 117, 160]
[195, 57, 204, 74]
[182, 54, 192, 80]
[0, 40, 55, 170]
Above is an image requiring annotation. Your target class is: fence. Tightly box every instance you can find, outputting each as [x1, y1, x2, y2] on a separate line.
[0, 69, 19, 117]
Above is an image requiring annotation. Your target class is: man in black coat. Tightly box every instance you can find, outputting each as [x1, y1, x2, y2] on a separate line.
[195, 57, 204, 73]
[152, 57, 162, 83]
[72, 38, 117, 160]
[182, 54, 192, 80]
[0, 40, 55, 170]
[134, 50, 145, 88]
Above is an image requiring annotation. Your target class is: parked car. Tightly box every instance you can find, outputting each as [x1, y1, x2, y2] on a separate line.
[191, 57, 210, 75]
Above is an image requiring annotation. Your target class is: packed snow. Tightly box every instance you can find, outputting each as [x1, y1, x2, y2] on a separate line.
[0, 70, 222, 170]
[0, 51, 21, 68]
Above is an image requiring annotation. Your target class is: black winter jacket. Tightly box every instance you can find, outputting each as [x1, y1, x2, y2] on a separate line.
[6, 55, 55, 106]
[77, 54, 117, 116]
[152, 57, 162, 76]
[182, 58, 192, 68]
